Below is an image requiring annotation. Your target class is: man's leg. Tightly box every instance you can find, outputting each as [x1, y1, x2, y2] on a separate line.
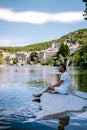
[33, 86, 55, 98]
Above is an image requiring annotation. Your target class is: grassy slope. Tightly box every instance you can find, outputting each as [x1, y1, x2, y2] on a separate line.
[0, 28, 87, 53]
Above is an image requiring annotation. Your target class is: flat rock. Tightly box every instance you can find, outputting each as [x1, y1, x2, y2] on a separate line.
[72, 90, 87, 99]
[36, 90, 87, 120]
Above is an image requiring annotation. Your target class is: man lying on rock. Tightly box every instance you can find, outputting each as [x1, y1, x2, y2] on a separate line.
[33, 64, 72, 98]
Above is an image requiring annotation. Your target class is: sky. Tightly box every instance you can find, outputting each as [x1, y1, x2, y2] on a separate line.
[0, 0, 87, 47]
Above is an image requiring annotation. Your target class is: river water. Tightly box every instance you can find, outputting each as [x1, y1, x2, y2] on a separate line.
[0, 65, 87, 130]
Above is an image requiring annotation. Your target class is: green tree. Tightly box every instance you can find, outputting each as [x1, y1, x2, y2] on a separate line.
[79, 44, 87, 63]
[57, 43, 70, 65]
[58, 54, 65, 64]
[82, 0, 87, 20]
[82, 53, 87, 63]
[46, 57, 54, 66]
[41, 57, 54, 66]
[71, 42, 87, 66]
[71, 52, 80, 66]
[41, 59, 47, 65]
[30, 51, 38, 61]
[0, 51, 4, 64]
[64, 44, 70, 56]
[13, 58, 18, 64]
[58, 43, 70, 57]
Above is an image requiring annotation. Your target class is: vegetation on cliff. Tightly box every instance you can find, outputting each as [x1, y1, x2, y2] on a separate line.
[0, 28, 87, 66]
[0, 51, 4, 64]
[0, 28, 87, 53]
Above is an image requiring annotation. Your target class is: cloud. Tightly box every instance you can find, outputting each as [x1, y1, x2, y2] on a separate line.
[0, 38, 30, 47]
[0, 39, 13, 46]
[0, 8, 83, 24]
[52, 12, 83, 23]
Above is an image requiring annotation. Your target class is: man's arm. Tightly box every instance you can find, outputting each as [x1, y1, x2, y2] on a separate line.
[50, 80, 64, 88]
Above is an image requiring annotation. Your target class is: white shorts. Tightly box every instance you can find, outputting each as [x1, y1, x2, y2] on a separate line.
[54, 87, 67, 94]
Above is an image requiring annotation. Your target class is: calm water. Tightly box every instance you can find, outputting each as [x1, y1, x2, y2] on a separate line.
[0, 65, 87, 130]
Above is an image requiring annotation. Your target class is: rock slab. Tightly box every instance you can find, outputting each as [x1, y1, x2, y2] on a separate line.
[36, 90, 87, 120]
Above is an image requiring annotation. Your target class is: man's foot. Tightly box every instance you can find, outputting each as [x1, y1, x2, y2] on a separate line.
[32, 98, 41, 103]
[33, 93, 42, 98]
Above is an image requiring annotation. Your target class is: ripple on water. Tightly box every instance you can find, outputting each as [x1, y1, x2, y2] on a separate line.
[0, 66, 87, 129]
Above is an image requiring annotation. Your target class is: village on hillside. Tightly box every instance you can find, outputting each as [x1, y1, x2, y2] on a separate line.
[2, 40, 79, 66]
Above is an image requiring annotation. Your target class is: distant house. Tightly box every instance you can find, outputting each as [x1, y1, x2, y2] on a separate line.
[69, 42, 79, 55]
[64, 39, 79, 55]
[47, 43, 61, 51]
[15, 52, 30, 65]
[2, 52, 11, 59]
[2, 40, 80, 65]
[38, 50, 57, 61]
[38, 43, 61, 61]
[38, 51, 46, 61]
[2, 52, 15, 64]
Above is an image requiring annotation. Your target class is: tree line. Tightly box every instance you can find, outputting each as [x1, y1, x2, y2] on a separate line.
[0, 28, 87, 67]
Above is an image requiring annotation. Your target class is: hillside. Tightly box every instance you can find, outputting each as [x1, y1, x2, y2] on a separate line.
[0, 28, 87, 53]
[54, 28, 87, 45]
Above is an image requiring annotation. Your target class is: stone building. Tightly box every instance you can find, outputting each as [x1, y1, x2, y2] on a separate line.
[15, 52, 30, 65]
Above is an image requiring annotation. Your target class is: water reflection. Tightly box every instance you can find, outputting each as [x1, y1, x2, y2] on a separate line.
[0, 66, 87, 92]
[0, 66, 87, 129]
[58, 116, 70, 130]
[69, 68, 87, 92]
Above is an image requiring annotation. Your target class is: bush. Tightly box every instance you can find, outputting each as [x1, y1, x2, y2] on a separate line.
[30, 51, 38, 61]
[0, 51, 4, 64]
[41, 57, 54, 66]
[13, 58, 18, 64]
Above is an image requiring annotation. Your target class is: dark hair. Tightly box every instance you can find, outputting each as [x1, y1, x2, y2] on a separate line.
[60, 64, 66, 71]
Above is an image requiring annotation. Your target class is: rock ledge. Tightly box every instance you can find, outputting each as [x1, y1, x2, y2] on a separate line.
[36, 90, 87, 120]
